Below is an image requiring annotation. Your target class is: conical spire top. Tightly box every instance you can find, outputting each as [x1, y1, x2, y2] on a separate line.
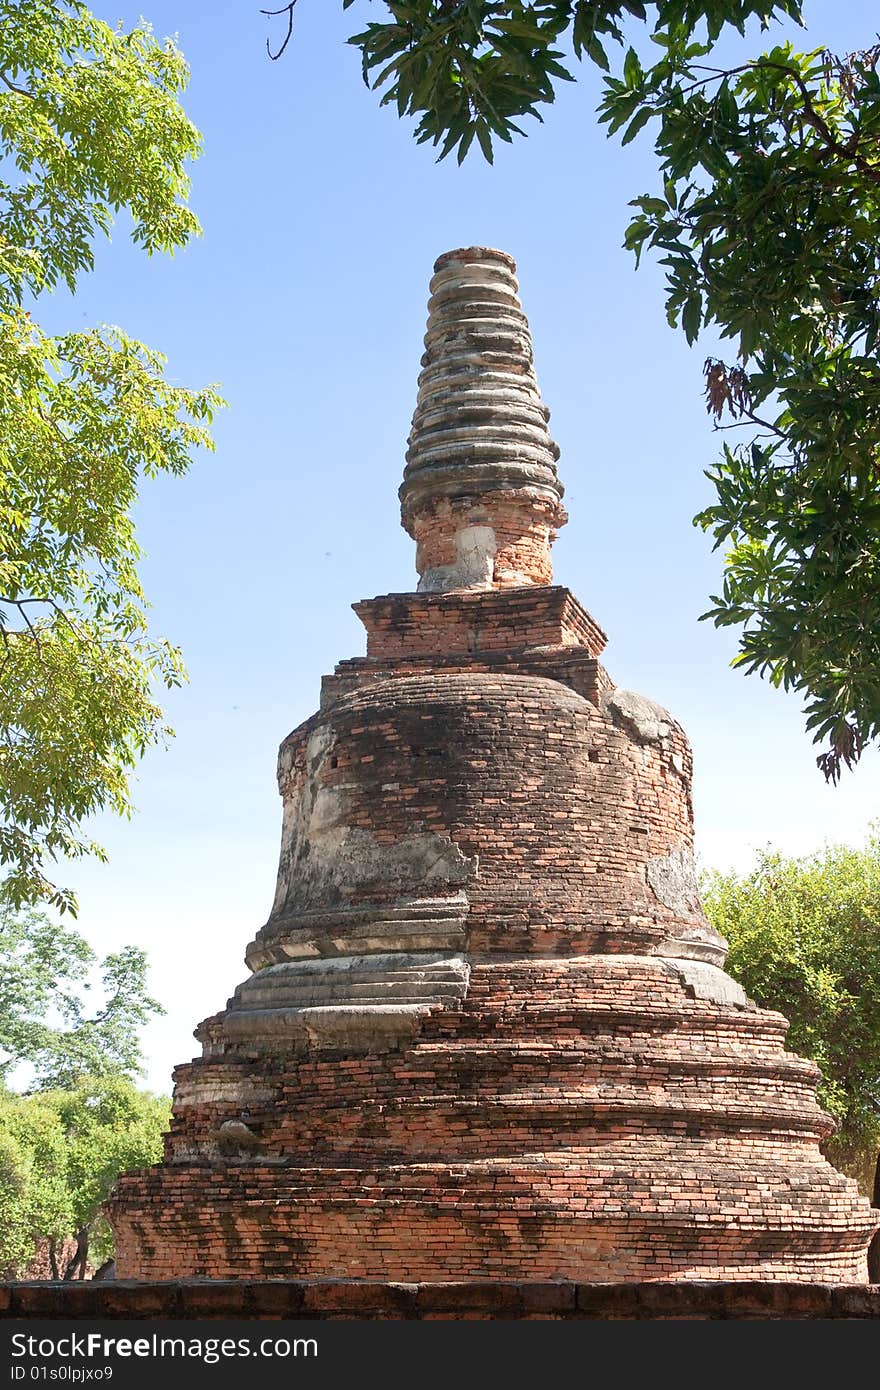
[400, 247, 567, 593]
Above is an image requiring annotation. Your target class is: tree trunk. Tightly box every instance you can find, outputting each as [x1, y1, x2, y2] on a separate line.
[62, 1228, 89, 1282]
[48, 1239, 59, 1282]
[869, 1152, 880, 1284]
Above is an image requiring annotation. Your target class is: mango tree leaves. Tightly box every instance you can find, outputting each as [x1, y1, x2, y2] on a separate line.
[616, 40, 880, 779]
[345, 2, 801, 162]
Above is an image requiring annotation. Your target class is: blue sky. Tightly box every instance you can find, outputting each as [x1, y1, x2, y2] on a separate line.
[41, 1, 880, 1092]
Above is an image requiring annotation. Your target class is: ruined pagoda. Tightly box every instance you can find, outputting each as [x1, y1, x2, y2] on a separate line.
[109, 247, 877, 1282]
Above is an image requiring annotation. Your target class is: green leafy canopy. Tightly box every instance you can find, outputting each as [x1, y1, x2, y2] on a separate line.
[0, 901, 164, 1089]
[332, 1, 880, 779]
[0, 896, 167, 1279]
[0, 1085, 73, 1278]
[344, 3, 799, 162]
[0, 1076, 169, 1278]
[0, 898, 167, 1276]
[0, 1, 224, 912]
[704, 834, 880, 1183]
[614, 35, 880, 783]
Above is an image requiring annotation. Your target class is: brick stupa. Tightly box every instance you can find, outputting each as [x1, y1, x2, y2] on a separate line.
[110, 247, 877, 1282]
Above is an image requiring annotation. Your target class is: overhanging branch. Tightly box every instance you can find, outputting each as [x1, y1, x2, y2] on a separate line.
[261, 2, 297, 61]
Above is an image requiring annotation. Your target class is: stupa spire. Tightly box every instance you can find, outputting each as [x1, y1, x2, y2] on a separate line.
[400, 246, 567, 592]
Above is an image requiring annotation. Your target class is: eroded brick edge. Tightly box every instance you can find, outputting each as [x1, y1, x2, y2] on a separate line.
[2, 1281, 880, 1320]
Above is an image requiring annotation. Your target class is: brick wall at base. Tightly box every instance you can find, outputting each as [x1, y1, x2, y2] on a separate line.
[2, 1280, 880, 1320]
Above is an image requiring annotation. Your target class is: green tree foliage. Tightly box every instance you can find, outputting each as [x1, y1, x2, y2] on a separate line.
[703, 836, 880, 1183]
[344, 0, 798, 161]
[0, 900, 168, 1278]
[317, 0, 880, 779]
[0, 902, 163, 1088]
[0, 1078, 169, 1279]
[0, 1088, 71, 1278]
[614, 36, 880, 784]
[0, 1, 223, 914]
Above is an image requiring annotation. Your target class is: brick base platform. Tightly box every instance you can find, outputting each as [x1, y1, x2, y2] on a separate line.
[2, 1281, 880, 1320]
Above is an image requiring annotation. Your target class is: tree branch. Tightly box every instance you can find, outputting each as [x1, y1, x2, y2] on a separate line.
[261, 3, 297, 61]
[0, 599, 43, 658]
[0, 71, 34, 100]
[680, 60, 880, 183]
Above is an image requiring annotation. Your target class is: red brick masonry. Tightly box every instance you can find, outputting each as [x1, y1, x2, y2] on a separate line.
[2, 1281, 880, 1320]
[108, 587, 879, 1282]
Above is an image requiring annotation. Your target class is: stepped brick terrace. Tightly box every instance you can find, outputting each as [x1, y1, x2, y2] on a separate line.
[107, 247, 879, 1285]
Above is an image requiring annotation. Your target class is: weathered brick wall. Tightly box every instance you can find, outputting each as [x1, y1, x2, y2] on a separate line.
[3, 1280, 880, 1320]
[352, 587, 606, 660]
[21, 1240, 90, 1282]
[110, 951, 874, 1282]
[257, 668, 704, 960]
[324, 646, 614, 715]
[107, 578, 879, 1283]
[406, 493, 564, 590]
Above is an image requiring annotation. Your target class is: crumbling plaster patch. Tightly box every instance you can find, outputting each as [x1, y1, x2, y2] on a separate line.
[419, 524, 497, 593]
[273, 720, 475, 915]
[603, 688, 675, 745]
[658, 958, 751, 1008]
[646, 846, 703, 917]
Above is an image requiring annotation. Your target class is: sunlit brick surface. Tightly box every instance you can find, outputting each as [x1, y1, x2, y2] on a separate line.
[108, 250, 878, 1283]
